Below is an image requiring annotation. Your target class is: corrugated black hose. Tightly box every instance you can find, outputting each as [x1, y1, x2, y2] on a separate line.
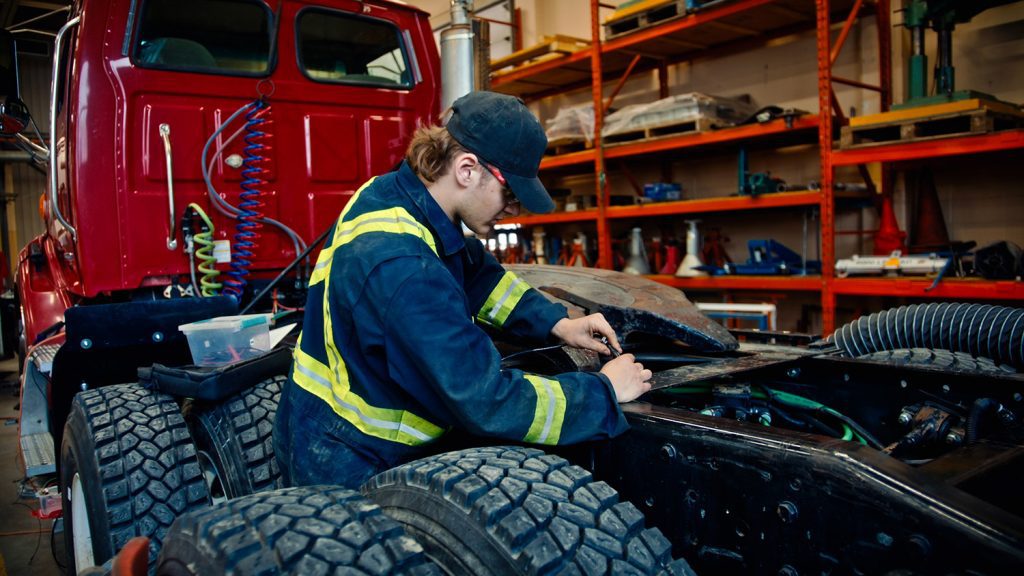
[828, 303, 1024, 369]
[966, 397, 1001, 444]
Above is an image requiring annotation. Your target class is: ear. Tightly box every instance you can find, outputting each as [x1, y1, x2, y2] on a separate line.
[452, 152, 480, 189]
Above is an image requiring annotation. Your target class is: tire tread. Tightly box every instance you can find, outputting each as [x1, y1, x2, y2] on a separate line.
[364, 446, 688, 575]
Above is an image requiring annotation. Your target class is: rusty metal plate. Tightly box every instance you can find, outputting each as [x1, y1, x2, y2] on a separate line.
[648, 347, 806, 390]
[507, 264, 737, 353]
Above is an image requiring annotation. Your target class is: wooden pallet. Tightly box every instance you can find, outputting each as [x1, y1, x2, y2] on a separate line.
[603, 115, 715, 144]
[840, 99, 1024, 149]
[490, 35, 590, 72]
[604, 0, 689, 39]
[546, 137, 592, 156]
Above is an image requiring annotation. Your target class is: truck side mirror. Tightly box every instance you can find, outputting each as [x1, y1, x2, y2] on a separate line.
[0, 30, 29, 135]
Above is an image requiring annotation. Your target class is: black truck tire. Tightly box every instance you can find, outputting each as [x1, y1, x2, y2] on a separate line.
[60, 383, 210, 575]
[857, 348, 1015, 374]
[156, 486, 441, 576]
[189, 375, 285, 500]
[362, 446, 695, 576]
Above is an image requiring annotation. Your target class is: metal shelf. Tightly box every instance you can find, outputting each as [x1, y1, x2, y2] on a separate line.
[539, 115, 819, 171]
[605, 115, 819, 158]
[833, 278, 1024, 300]
[607, 190, 821, 219]
[491, 0, 863, 101]
[602, 0, 860, 69]
[504, 209, 599, 227]
[648, 274, 823, 291]
[831, 129, 1024, 166]
[491, 48, 594, 100]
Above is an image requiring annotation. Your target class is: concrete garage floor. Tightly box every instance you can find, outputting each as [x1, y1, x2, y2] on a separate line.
[0, 355, 62, 576]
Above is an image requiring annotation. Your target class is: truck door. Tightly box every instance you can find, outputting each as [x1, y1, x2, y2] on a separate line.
[90, 0, 438, 295]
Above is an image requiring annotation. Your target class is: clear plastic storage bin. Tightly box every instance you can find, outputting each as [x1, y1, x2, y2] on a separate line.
[178, 314, 273, 366]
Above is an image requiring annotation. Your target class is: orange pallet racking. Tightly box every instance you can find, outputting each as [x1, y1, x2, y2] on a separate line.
[491, 0, 1023, 333]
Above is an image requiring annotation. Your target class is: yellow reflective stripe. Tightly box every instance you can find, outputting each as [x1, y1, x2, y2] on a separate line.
[297, 174, 448, 446]
[476, 271, 529, 328]
[293, 339, 445, 445]
[309, 244, 336, 286]
[309, 177, 376, 287]
[522, 374, 566, 445]
[334, 208, 437, 256]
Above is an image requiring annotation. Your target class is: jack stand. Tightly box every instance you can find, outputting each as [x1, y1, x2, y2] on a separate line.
[623, 227, 651, 275]
[676, 220, 707, 277]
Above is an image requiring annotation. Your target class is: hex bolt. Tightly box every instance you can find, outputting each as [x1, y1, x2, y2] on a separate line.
[776, 501, 798, 523]
[945, 432, 962, 445]
[152, 331, 165, 343]
[998, 408, 1016, 425]
[660, 443, 677, 461]
[759, 412, 772, 426]
[80, 338, 92, 350]
[898, 410, 914, 426]
[786, 367, 800, 379]
[876, 532, 894, 547]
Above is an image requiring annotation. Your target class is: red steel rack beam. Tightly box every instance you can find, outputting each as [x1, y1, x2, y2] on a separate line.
[649, 275, 824, 292]
[504, 209, 600, 227]
[832, 130, 1024, 165]
[817, 0, 837, 333]
[833, 278, 1024, 300]
[591, 0, 612, 269]
[606, 191, 821, 219]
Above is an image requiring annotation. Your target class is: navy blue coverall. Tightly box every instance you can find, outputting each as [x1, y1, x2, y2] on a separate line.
[274, 161, 628, 488]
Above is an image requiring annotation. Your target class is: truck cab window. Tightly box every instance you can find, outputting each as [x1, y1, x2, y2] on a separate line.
[132, 0, 271, 76]
[297, 8, 412, 88]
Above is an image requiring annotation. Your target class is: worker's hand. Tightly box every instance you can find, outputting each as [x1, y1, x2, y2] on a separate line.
[600, 354, 652, 403]
[550, 313, 621, 356]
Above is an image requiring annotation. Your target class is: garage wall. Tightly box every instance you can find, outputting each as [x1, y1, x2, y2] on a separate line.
[3, 54, 50, 280]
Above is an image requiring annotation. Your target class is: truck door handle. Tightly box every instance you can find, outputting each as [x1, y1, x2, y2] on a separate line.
[159, 123, 178, 250]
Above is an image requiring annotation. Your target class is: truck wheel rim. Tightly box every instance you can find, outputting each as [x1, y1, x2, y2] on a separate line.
[197, 450, 227, 506]
[71, 472, 95, 569]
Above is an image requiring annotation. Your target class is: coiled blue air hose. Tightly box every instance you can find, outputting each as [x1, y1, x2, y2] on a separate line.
[223, 101, 271, 299]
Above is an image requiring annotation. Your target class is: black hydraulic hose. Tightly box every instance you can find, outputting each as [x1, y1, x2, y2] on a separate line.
[966, 397, 1001, 444]
[239, 224, 332, 316]
[828, 303, 1024, 369]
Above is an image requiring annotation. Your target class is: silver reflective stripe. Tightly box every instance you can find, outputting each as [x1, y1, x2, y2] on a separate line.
[313, 258, 331, 274]
[295, 360, 331, 389]
[487, 277, 524, 322]
[295, 356, 435, 443]
[538, 378, 556, 443]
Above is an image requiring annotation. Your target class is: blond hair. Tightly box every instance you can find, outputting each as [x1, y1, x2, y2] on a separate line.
[404, 124, 469, 183]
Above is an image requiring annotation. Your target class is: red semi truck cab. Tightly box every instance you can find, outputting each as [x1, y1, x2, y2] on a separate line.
[19, 0, 441, 348]
[11, 0, 443, 486]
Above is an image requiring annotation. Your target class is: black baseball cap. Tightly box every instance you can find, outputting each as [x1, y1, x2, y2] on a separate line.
[446, 91, 554, 214]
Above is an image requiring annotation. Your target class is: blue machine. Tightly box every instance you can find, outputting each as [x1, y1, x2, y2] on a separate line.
[700, 239, 820, 276]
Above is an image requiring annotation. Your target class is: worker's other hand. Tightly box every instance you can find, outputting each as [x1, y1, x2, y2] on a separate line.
[600, 354, 652, 403]
[551, 313, 621, 355]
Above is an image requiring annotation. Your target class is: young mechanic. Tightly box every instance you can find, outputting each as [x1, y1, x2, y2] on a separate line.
[274, 91, 652, 489]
